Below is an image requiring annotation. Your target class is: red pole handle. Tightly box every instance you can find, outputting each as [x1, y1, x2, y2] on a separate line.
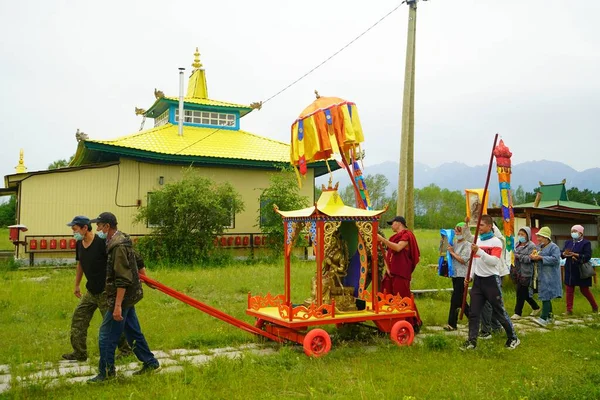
[459, 133, 499, 320]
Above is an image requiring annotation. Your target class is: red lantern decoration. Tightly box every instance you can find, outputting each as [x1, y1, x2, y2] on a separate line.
[50, 239, 57, 249]
[227, 237, 234, 246]
[220, 237, 227, 246]
[59, 239, 67, 249]
[69, 239, 77, 249]
[243, 236, 249, 246]
[254, 236, 261, 246]
[40, 239, 47, 249]
[235, 236, 241, 246]
[30, 239, 37, 250]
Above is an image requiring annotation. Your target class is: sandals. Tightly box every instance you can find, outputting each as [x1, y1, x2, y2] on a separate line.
[443, 325, 456, 331]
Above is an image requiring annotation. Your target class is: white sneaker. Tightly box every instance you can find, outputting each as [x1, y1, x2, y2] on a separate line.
[533, 317, 548, 327]
[510, 314, 521, 320]
[530, 309, 541, 317]
[505, 337, 520, 349]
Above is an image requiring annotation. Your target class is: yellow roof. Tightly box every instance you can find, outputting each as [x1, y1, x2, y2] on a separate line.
[276, 189, 385, 218]
[88, 123, 289, 162]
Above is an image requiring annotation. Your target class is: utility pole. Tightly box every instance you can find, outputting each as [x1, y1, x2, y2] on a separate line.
[396, 0, 418, 228]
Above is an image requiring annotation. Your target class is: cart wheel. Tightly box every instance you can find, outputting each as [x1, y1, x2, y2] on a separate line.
[303, 329, 332, 357]
[390, 320, 414, 346]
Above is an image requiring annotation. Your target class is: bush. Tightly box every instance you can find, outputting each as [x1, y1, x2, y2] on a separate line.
[134, 168, 244, 265]
[257, 168, 310, 255]
[0, 196, 16, 227]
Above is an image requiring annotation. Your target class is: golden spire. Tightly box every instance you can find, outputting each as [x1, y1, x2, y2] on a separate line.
[187, 47, 208, 98]
[15, 149, 27, 174]
[192, 47, 203, 70]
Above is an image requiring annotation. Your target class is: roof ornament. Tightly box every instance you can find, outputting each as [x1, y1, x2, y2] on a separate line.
[135, 107, 147, 116]
[250, 101, 263, 110]
[75, 128, 88, 142]
[154, 88, 165, 99]
[314, 90, 321, 99]
[192, 47, 203, 70]
[15, 149, 27, 174]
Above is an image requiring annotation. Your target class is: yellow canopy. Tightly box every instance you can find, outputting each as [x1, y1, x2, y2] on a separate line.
[276, 188, 385, 219]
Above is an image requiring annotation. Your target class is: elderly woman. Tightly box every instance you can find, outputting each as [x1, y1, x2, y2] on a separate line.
[531, 227, 562, 327]
[562, 225, 598, 315]
[444, 222, 471, 331]
[511, 227, 540, 319]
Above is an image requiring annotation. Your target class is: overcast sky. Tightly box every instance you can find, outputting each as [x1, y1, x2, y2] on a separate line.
[1, 0, 599, 186]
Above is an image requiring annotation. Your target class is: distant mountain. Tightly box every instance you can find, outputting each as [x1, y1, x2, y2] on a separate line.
[317, 160, 600, 203]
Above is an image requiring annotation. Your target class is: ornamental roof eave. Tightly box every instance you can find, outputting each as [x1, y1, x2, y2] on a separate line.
[145, 97, 253, 119]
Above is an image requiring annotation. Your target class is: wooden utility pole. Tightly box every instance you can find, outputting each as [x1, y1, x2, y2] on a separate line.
[396, 0, 418, 228]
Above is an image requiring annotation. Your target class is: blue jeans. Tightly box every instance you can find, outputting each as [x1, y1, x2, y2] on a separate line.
[98, 306, 158, 377]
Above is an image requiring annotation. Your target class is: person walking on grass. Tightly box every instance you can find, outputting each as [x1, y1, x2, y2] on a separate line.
[87, 212, 159, 383]
[62, 215, 132, 362]
[511, 227, 541, 320]
[444, 222, 471, 331]
[461, 215, 519, 350]
[531, 227, 562, 327]
[562, 225, 598, 315]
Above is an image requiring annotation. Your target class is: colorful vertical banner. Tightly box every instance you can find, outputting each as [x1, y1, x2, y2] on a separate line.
[493, 140, 515, 260]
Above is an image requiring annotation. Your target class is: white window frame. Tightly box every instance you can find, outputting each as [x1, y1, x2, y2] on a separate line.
[175, 109, 236, 127]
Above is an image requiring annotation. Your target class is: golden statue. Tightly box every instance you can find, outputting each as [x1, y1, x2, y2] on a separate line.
[15, 149, 27, 174]
[305, 230, 357, 311]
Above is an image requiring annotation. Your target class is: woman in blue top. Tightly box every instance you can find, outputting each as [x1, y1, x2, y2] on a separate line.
[562, 224, 598, 315]
[531, 227, 562, 327]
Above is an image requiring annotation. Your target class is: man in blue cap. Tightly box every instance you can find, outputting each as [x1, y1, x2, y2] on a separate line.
[62, 215, 131, 362]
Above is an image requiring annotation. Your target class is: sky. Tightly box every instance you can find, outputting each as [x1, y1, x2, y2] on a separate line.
[1, 0, 599, 184]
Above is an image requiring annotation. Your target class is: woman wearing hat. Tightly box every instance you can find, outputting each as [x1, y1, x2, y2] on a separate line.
[561, 225, 598, 315]
[530, 227, 562, 327]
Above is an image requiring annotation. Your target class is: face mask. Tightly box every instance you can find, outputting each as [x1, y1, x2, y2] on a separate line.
[455, 234, 464, 240]
[571, 232, 580, 240]
[518, 236, 527, 243]
[479, 231, 494, 241]
[97, 231, 107, 240]
[73, 232, 84, 241]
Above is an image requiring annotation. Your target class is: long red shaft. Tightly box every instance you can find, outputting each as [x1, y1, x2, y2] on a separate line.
[459, 133, 499, 320]
[140, 275, 284, 342]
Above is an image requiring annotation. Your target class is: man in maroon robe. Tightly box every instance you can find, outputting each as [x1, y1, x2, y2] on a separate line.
[377, 216, 422, 328]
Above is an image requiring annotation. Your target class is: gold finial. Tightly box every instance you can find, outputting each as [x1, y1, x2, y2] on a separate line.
[314, 90, 321, 99]
[250, 101, 263, 110]
[15, 149, 27, 174]
[192, 47, 203, 70]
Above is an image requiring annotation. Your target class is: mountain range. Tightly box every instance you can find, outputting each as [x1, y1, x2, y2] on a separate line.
[316, 160, 600, 202]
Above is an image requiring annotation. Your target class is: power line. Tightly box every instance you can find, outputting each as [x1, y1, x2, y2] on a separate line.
[175, 1, 406, 155]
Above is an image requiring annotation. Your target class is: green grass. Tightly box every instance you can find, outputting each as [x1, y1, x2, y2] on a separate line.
[1, 230, 600, 399]
[0, 228, 12, 250]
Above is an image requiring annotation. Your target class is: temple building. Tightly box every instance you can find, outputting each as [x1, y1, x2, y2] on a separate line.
[2, 49, 329, 264]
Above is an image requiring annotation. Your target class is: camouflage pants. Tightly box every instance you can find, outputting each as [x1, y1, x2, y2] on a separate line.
[70, 291, 131, 358]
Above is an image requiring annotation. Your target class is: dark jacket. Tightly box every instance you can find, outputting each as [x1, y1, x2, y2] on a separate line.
[562, 239, 593, 287]
[105, 231, 143, 309]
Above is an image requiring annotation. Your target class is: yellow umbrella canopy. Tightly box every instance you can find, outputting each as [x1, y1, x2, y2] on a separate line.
[290, 95, 364, 176]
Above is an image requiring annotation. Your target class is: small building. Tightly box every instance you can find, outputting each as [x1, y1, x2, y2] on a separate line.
[2, 49, 331, 264]
[489, 181, 600, 249]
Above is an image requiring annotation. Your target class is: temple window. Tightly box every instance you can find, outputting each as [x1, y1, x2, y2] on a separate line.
[174, 109, 236, 127]
[154, 110, 170, 127]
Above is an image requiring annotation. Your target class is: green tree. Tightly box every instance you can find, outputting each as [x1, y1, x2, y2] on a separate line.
[339, 174, 390, 209]
[48, 155, 74, 170]
[258, 169, 310, 254]
[0, 196, 17, 227]
[414, 184, 466, 229]
[134, 169, 244, 264]
[567, 187, 597, 205]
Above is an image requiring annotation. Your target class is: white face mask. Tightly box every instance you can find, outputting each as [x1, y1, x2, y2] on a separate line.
[571, 232, 580, 240]
[455, 234, 464, 240]
[97, 231, 107, 239]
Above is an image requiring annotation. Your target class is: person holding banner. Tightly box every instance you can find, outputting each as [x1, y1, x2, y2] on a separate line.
[461, 215, 519, 350]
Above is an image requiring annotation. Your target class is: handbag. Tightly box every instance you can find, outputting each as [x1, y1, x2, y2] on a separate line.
[579, 260, 596, 279]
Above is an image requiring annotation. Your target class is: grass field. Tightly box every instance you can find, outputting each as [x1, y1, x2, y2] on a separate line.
[1, 230, 600, 399]
[0, 228, 12, 250]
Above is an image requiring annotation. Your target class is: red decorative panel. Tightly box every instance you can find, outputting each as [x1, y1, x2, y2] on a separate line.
[248, 293, 286, 310]
[278, 302, 334, 320]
